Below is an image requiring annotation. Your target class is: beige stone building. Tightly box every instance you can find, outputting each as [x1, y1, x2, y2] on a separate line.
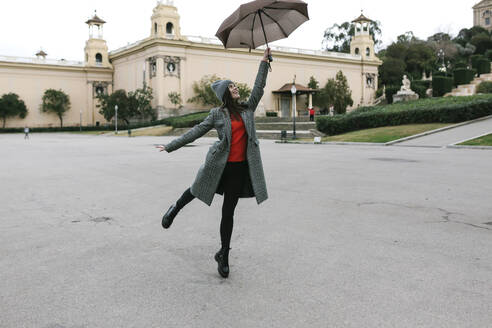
[473, 0, 492, 31]
[0, 1, 381, 128]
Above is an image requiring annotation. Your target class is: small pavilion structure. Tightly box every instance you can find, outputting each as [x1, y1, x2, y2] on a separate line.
[272, 83, 318, 117]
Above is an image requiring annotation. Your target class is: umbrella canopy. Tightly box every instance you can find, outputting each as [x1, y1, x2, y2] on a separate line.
[215, 0, 309, 50]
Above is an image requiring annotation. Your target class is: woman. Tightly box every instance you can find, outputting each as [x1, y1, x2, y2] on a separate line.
[156, 48, 271, 278]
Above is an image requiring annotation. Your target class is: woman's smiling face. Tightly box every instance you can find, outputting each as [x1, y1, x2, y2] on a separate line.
[228, 83, 240, 100]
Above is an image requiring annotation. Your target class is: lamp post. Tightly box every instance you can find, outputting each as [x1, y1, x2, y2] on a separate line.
[290, 84, 297, 139]
[438, 49, 446, 72]
[79, 108, 82, 132]
[115, 104, 118, 134]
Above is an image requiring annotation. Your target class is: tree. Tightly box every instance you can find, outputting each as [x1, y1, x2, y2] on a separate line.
[41, 89, 70, 127]
[405, 42, 436, 79]
[97, 89, 134, 125]
[188, 75, 251, 106]
[307, 76, 323, 108]
[470, 33, 492, 55]
[427, 32, 459, 63]
[128, 87, 155, 121]
[332, 71, 353, 114]
[379, 57, 406, 86]
[236, 82, 252, 102]
[317, 71, 353, 115]
[0, 93, 28, 128]
[378, 32, 437, 82]
[168, 92, 183, 109]
[454, 26, 490, 47]
[322, 20, 382, 53]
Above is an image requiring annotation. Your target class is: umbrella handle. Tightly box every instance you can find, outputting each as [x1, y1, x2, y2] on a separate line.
[258, 10, 273, 63]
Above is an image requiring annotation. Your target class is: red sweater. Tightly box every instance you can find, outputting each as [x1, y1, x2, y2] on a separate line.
[228, 116, 247, 162]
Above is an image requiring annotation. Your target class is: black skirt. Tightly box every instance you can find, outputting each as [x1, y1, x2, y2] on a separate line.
[216, 161, 250, 197]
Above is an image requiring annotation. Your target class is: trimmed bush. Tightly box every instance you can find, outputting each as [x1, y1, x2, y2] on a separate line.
[413, 80, 431, 89]
[485, 49, 492, 61]
[316, 95, 492, 136]
[471, 54, 484, 70]
[454, 62, 467, 69]
[477, 58, 491, 76]
[454, 68, 475, 86]
[410, 80, 431, 99]
[411, 84, 427, 99]
[0, 110, 211, 133]
[375, 88, 384, 98]
[385, 86, 399, 104]
[477, 81, 492, 94]
[432, 76, 454, 97]
[266, 111, 278, 117]
[160, 111, 209, 128]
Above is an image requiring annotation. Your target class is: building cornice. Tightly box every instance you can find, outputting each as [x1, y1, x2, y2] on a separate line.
[0, 61, 113, 74]
[109, 37, 382, 67]
[473, 0, 491, 9]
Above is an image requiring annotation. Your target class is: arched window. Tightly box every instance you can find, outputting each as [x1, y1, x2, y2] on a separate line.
[154, 23, 158, 35]
[355, 48, 360, 55]
[95, 53, 102, 64]
[166, 22, 174, 35]
[366, 47, 371, 57]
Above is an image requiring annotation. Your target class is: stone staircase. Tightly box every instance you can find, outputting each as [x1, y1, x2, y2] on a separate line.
[445, 73, 492, 97]
[165, 116, 325, 140]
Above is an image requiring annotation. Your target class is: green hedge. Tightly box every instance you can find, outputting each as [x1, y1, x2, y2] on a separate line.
[477, 58, 491, 76]
[432, 76, 454, 97]
[413, 80, 431, 89]
[471, 55, 484, 70]
[411, 80, 431, 99]
[485, 50, 492, 61]
[316, 95, 492, 136]
[159, 111, 209, 128]
[266, 111, 278, 117]
[477, 81, 492, 94]
[385, 86, 400, 104]
[0, 125, 115, 133]
[454, 62, 467, 69]
[0, 110, 210, 133]
[454, 68, 475, 86]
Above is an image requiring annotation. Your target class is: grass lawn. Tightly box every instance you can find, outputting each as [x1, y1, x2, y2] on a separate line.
[459, 134, 492, 146]
[304, 123, 452, 143]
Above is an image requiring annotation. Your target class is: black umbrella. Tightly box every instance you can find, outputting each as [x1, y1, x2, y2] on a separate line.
[216, 0, 309, 62]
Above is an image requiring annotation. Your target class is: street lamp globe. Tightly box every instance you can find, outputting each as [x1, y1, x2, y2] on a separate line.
[290, 85, 297, 95]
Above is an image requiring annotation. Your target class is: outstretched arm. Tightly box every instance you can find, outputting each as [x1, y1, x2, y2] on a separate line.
[162, 110, 215, 153]
[247, 48, 271, 111]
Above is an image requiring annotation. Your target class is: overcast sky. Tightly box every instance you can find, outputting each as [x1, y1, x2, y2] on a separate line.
[0, 0, 480, 61]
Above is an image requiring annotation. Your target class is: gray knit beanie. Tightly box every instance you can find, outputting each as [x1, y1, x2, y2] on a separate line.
[211, 79, 233, 102]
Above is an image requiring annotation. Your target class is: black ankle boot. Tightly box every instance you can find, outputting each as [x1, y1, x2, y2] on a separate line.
[214, 247, 230, 278]
[161, 203, 180, 229]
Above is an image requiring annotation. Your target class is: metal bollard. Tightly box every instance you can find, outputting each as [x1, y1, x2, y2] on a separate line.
[280, 130, 287, 143]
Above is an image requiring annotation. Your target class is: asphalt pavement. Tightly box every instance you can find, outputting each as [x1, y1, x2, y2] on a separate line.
[0, 133, 491, 328]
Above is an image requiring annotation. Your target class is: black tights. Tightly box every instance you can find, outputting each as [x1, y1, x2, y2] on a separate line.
[175, 161, 248, 250]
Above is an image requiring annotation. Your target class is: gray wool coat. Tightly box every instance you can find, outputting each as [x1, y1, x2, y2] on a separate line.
[165, 61, 269, 206]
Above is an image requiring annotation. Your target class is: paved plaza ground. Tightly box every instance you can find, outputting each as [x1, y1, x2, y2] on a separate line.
[1, 133, 491, 328]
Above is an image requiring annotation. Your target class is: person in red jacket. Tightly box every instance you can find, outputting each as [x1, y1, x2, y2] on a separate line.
[309, 108, 315, 121]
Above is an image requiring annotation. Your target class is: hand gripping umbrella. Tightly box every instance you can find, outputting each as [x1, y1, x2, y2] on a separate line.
[215, 0, 309, 64]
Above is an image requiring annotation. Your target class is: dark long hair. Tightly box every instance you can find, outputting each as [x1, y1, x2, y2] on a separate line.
[222, 88, 247, 121]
